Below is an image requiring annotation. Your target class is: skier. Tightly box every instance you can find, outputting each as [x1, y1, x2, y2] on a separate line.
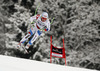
[17, 12, 50, 53]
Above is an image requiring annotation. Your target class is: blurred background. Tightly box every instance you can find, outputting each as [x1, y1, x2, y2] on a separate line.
[0, 0, 100, 70]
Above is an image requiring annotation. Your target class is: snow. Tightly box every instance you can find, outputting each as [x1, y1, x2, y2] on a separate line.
[0, 55, 97, 71]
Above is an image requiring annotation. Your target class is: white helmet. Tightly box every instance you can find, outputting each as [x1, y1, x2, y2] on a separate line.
[41, 12, 48, 22]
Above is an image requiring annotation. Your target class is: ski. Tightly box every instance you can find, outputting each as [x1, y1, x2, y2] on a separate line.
[22, 46, 29, 54]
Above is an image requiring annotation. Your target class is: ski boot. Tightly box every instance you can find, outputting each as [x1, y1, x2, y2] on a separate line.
[17, 42, 25, 52]
[17, 43, 21, 49]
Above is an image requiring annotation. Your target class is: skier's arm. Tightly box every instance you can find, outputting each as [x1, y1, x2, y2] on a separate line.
[39, 22, 50, 32]
[44, 21, 50, 31]
[30, 14, 40, 24]
[30, 15, 37, 24]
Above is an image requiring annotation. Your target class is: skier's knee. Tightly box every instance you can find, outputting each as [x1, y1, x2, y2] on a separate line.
[29, 29, 33, 35]
[29, 40, 32, 45]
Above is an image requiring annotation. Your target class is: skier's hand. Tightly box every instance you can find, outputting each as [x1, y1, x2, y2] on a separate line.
[31, 22, 35, 24]
[31, 20, 36, 24]
[39, 29, 45, 32]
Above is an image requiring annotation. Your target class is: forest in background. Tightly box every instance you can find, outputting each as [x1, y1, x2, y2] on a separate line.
[0, 0, 100, 70]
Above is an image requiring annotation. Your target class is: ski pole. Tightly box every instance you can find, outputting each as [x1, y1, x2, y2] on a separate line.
[35, 3, 40, 15]
[50, 17, 54, 24]
[31, 3, 40, 25]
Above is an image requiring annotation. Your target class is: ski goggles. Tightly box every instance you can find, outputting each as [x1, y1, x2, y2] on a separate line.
[41, 17, 47, 22]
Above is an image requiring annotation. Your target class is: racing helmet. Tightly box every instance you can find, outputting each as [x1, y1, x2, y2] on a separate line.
[41, 12, 48, 22]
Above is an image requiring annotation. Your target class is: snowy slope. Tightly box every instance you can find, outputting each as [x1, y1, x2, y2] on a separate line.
[0, 55, 97, 71]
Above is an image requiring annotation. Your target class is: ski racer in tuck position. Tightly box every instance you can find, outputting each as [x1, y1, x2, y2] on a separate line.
[17, 12, 51, 53]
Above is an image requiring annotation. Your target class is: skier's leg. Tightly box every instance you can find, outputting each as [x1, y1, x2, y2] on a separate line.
[25, 32, 39, 49]
[21, 29, 34, 43]
[17, 29, 34, 48]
